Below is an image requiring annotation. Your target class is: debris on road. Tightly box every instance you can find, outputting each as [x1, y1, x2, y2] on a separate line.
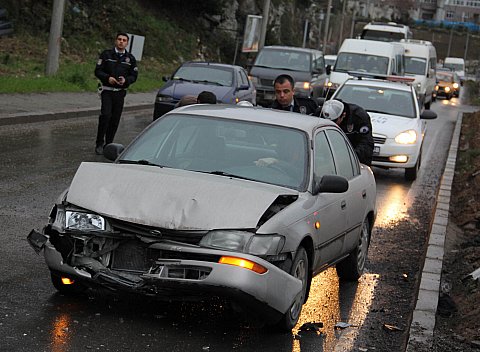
[383, 323, 403, 332]
[334, 322, 352, 329]
[299, 321, 323, 332]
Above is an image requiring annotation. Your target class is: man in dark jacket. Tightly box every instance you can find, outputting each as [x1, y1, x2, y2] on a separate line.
[270, 74, 318, 115]
[320, 99, 374, 166]
[94, 32, 138, 155]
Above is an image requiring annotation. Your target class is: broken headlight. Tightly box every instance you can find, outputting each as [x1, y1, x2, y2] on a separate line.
[200, 231, 285, 255]
[65, 211, 105, 231]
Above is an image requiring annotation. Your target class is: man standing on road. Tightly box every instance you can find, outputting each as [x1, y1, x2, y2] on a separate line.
[270, 74, 318, 115]
[320, 99, 374, 166]
[94, 32, 138, 155]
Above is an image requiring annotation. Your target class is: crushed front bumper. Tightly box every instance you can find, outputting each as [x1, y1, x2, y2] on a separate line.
[27, 229, 302, 320]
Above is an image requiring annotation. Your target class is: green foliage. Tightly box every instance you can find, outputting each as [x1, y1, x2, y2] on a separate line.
[464, 80, 480, 106]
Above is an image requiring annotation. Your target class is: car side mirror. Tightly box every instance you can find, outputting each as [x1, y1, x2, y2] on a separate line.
[420, 110, 437, 120]
[326, 65, 331, 75]
[104, 143, 125, 161]
[162, 76, 170, 82]
[238, 84, 249, 91]
[313, 175, 349, 195]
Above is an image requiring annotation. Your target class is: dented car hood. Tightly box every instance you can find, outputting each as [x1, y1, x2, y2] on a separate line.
[66, 162, 297, 230]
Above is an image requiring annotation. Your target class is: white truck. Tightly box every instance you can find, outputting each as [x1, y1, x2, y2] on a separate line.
[400, 39, 437, 109]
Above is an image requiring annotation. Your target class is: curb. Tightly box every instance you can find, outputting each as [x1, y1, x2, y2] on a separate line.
[0, 103, 153, 126]
[405, 111, 463, 350]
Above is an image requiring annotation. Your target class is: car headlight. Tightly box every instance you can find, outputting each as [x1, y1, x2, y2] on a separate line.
[200, 231, 285, 255]
[445, 86, 451, 92]
[435, 85, 439, 91]
[200, 230, 251, 251]
[248, 75, 258, 85]
[65, 211, 106, 231]
[156, 95, 172, 103]
[395, 130, 417, 144]
[453, 83, 459, 89]
[295, 81, 310, 90]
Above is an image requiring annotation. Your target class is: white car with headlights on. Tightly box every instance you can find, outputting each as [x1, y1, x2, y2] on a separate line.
[331, 75, 437, 180]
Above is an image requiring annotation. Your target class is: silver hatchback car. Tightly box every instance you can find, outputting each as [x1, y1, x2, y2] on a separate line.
[28, 105, 376, 330]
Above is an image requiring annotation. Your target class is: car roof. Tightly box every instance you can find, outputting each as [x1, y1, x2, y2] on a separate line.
[342, 78, 413, 92]
[182, 61, 243, 70]
[167, 104, 336, 132]
[262, 46, 323, 55]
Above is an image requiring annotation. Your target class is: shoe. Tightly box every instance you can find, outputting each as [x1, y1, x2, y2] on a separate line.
[95, 145, 103, 155]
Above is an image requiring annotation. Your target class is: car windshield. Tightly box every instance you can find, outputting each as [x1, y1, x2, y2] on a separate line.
[436, 72, 453, 82]
[173, 65, 233, 86]
[361, 29, 405, 42]
[254, 49, 311, 71]
[335, 52, 389, 74]
[120, 113, 309, 191]
[335, 85, 416, 118]
[405, 57, 427, 75]
[444, 63, 464, 71]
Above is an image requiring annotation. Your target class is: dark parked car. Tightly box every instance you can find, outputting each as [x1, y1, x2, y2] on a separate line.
[153, 62, 256, 120]
[248, 46, 328, 106]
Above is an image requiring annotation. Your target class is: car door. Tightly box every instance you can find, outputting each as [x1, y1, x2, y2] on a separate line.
[235, 69, 254, 103]
[325, 129, 366, 254]
[310, 129, 347, 270]
[310, 53, 327, 98]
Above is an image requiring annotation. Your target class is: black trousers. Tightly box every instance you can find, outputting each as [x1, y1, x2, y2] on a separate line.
[96, 89, 127, 147]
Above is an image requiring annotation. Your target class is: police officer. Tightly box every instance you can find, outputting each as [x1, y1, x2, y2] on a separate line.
[94, 32, 138, 155]
[271, 74, 318, 115]
[320, 99, 374, 166]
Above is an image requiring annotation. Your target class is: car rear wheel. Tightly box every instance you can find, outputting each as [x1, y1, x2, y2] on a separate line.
[336, 218, 370, 281]
[276, 247, 309, 331]
[50, 272, 86, 295]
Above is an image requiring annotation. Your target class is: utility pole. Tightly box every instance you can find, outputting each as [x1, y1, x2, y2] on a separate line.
[46, 0, 66, 76]
[464, 30, 469, 61]
[318, 10, 324, 50]
[259, 0, 270, 50]
[350, 7, 357, 38]
[447, 26, 453, 58]
[302, 19, 309, 48]
[323, 0, 332, 54]
[338, 0, 347, 50]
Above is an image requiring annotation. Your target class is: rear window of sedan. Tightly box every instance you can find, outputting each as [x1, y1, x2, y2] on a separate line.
[174, 65, 233, 87]
[120, 114, 310, 191]
[335, 85, 416, 118]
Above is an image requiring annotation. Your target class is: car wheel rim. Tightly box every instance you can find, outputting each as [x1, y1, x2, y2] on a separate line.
[290, 258, 307, 320]
[357, 222, 369, 272]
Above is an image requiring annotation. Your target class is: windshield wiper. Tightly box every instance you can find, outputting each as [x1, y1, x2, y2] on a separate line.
[367, 109, 388, 114]
[118, 159, 163, 168]
[195, 170, 256, 181]
[193, 80, 224, 86]
[173, 77, 193, 82]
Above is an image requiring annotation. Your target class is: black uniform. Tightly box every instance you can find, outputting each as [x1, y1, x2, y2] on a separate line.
[94, 48, 138, 149]
[337, 103, 374, 166]
[271, 97, 318, 115]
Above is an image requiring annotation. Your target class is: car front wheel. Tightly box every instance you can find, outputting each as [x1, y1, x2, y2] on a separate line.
[336, 218, 370, 281]
[276, 246, 309, 331]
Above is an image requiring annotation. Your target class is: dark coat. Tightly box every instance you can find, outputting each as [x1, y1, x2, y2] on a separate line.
[338, 103, 374, 166]
[271, 97, 318, 115]
[95, 48, 138, 89]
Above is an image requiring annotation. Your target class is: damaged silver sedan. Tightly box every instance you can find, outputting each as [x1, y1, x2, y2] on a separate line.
[28, 104, 376, 330]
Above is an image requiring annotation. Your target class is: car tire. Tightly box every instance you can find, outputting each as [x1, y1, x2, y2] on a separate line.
[405, 151, 421, 181]
[276, 246, 309, 331]
[50, 272, 86, 295]
[336, 218, 370, 281]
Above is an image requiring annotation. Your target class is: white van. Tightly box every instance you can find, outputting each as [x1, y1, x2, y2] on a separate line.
[444, 57, 465, 83]
[400, 39, 437, 109]
[361, 22, 412, 42]
[324, 39, 405, 97]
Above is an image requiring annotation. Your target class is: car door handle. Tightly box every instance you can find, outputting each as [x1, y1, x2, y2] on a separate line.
[362, 190, 367, 199]
[341, 200, 346, 210]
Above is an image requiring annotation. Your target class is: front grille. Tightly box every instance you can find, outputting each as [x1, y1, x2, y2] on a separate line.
[373, 136, 386, 144]
[259, 78, 274, 87]
[110, 240, 221, 273]
[109, 217, 207, 245]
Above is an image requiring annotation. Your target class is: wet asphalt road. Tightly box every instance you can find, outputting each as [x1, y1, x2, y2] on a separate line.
[0, 98, 472, 352]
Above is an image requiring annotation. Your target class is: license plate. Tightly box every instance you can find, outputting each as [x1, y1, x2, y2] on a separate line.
[373, 146, 380, 156]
